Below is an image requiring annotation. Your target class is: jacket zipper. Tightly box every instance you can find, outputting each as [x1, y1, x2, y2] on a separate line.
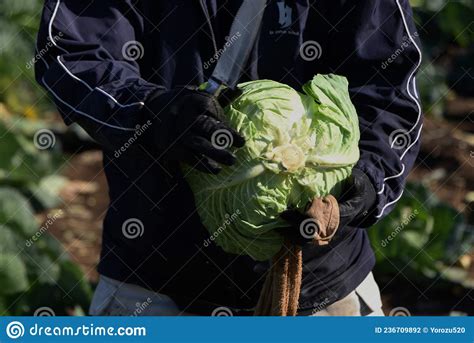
[199, 0, 219, 55]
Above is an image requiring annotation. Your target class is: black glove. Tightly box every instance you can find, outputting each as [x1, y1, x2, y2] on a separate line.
[144, 87, 245, 174]
[278, 168, 377, 246]
[337, 168, 377, 229]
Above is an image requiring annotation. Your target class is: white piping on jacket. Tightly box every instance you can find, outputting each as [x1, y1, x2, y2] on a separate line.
[375, 0, 423, 218]
[48, 0, 144, 117]
[37, 37, 135, 131]
[41, 76, 135, 131]
[55, 56, 143, 108]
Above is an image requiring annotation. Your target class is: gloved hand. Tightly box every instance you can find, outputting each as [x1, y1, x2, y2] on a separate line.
[144, 87, 245, 174]
[278, 168, 377, 246]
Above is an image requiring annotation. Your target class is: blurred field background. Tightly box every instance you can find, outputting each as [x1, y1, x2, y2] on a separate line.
[0, 0, 473, 316]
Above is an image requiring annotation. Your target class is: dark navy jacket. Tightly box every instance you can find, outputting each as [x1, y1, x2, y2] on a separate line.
[35, 0, 422, 313]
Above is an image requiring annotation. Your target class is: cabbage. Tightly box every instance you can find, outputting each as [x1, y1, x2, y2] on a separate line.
[185, 74, 360, 261]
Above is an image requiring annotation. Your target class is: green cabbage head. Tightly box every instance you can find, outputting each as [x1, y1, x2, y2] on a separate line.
[185, 74, 360, 261]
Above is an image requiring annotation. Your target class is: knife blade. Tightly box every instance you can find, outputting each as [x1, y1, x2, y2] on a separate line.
[204, 0, 267, 96]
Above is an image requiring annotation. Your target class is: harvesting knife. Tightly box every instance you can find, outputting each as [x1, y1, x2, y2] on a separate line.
[203, 0, 267, 96]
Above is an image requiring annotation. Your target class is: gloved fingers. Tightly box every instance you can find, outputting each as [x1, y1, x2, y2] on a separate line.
[275, 226, 312, 247]
[193, 114, 245, 148]
[192, 92, 227, 121]
[337, 193, 367, 229]
[185, 135, 237, 166]
[224, 124, 246, 148]
[165, 145, 222, 174]
[337, 200, 356, 228]
[337, 169, 376, 228]
[279, 209, 318, 246]
[339, 169, 372, 200]
[185, 153, 222, 175]
[337, 174, 365, 217]
[280, 209, 307, 224]
[338, 176, 358, 203]
[338, 195, 361, 215]
[217, 87, 243, 108]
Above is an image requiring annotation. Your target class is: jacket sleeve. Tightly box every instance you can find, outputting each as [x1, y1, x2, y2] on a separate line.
[326, 0, 423, 225]
[35, 0, 164, 151]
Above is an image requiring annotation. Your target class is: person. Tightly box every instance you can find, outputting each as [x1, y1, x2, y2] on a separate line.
[35, 0, 422, 316]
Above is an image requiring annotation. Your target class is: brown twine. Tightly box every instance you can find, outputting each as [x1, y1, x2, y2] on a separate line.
[254, 195, 340, 316]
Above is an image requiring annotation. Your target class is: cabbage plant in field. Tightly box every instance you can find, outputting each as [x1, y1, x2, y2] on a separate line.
[185, 74, 360, 261]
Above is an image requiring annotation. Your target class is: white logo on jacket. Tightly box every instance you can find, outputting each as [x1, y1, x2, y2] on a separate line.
[270, 1, 299, 36]
[277, 1, 292, 28]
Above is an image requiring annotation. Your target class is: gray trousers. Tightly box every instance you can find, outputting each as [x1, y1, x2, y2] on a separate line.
[89, 272, 384, 316]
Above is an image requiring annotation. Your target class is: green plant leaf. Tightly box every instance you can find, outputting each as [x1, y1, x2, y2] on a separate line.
[0, 253, 28, 295]
[0, 187, 37, 236]
[369, 183, 470, 280]
[57, 260, 93, 310]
